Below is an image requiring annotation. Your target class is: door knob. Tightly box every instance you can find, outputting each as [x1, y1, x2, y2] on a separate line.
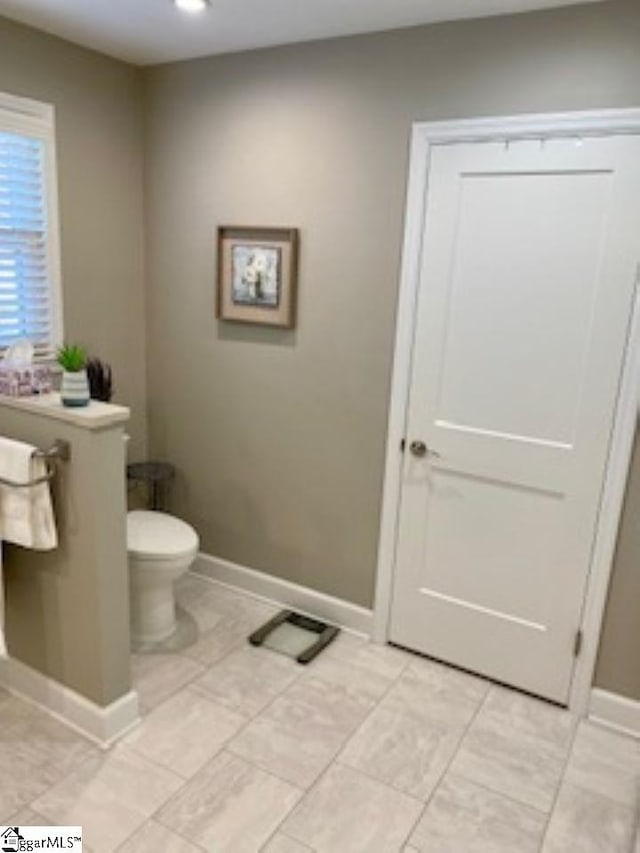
[409, 440, 440, 459]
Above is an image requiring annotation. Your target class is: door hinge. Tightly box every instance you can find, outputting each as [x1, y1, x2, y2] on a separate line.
[400, 438, 406, 453]
[573, 629, 583, 657]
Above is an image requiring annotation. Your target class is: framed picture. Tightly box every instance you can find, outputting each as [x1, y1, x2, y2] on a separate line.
[217, 226, 299, 327]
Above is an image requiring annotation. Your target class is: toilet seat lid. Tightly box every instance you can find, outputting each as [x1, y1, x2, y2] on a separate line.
[127, 511, 199, 559]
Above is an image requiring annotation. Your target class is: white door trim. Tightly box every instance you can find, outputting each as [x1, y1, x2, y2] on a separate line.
[373, 108, 640, 715]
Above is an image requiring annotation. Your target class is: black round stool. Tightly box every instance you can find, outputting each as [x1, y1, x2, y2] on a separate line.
[126, 461, 176, 511]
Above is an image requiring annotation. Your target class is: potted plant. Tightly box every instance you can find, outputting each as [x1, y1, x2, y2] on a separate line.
[86, 357, 113, 402]
[57, 343, 90, 407]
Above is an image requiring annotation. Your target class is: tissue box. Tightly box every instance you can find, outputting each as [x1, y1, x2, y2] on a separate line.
[0, 365, 52, 397]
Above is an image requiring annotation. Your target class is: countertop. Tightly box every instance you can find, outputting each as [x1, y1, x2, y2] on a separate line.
[0, 393, 129, 430]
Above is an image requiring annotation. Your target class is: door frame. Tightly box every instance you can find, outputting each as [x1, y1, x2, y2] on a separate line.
[373, 108, 640, 715]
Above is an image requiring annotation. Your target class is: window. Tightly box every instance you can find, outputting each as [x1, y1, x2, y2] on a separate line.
[0, 92, 62, 360]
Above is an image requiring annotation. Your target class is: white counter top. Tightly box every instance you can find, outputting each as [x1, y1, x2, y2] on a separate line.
[0, 393, 129, 430]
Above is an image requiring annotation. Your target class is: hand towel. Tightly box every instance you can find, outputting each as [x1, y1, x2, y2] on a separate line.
[0, 546, 5, 658]
[0, 437, 58, 658]
[0, 437, 58, 550]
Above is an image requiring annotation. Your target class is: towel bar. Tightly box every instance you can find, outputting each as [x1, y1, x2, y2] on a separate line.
[0, 438, 70, 489]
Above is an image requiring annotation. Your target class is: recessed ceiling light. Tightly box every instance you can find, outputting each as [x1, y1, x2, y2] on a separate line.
[174, 0, 209, 13]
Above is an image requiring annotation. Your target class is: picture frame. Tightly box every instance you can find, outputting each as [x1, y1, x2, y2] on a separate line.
[217, 226, 299, 327]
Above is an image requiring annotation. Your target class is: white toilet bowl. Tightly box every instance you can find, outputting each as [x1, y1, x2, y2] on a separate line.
[127, 510, 199, 644]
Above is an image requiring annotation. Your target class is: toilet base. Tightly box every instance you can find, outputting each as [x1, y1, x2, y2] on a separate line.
[127, 511, 199, 647]
[129, 577, 178, 644]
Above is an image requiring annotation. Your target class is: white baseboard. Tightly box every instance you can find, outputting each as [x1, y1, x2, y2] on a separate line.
[0, 656, 140, 748]
[588, 688, 640, 739]
[192, 552, 373, 637]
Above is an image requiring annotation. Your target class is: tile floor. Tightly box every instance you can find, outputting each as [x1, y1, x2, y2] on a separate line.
[1, 572, 639, 852]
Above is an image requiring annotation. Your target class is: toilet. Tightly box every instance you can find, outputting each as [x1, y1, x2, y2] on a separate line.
[127, 510, 199, 644]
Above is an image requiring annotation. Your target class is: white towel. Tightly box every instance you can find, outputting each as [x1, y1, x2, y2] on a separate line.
[0, 437, 58, 550]
[0, 546, 5, 658]
[0, 437, 58, 658]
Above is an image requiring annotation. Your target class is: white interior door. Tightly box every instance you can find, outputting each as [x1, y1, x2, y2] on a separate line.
[389, 134, 640, 703]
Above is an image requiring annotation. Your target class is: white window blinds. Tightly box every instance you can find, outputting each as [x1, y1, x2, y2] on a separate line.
[0, 94, 62, 360]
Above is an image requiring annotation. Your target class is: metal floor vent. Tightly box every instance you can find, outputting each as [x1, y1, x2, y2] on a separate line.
[249, 610, 339, 664]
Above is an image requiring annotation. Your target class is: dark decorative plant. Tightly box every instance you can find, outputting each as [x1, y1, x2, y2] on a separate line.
[86, 358, 113, 402]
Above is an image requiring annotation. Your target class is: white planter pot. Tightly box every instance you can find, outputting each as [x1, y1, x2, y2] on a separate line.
[61, 369, 90, 407]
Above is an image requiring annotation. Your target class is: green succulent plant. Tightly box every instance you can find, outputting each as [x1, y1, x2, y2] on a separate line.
[56, 343, 87, 373]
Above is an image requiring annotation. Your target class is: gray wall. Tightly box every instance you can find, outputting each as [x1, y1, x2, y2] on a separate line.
[0, 17, 147, 458]
[595, 423, 640, 699]
[2, 1, 640, 702]
[143, 0, 640, 683]
[1, 404, 131, 705]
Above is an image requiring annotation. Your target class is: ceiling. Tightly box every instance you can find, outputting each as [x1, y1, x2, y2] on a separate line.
[0, 0, 605, 66]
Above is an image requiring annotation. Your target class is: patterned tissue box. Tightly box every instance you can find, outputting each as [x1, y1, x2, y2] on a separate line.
[0, 364, 52, 397]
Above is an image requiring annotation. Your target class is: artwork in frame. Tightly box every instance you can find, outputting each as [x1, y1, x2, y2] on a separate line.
[217, 226, 299, 327]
